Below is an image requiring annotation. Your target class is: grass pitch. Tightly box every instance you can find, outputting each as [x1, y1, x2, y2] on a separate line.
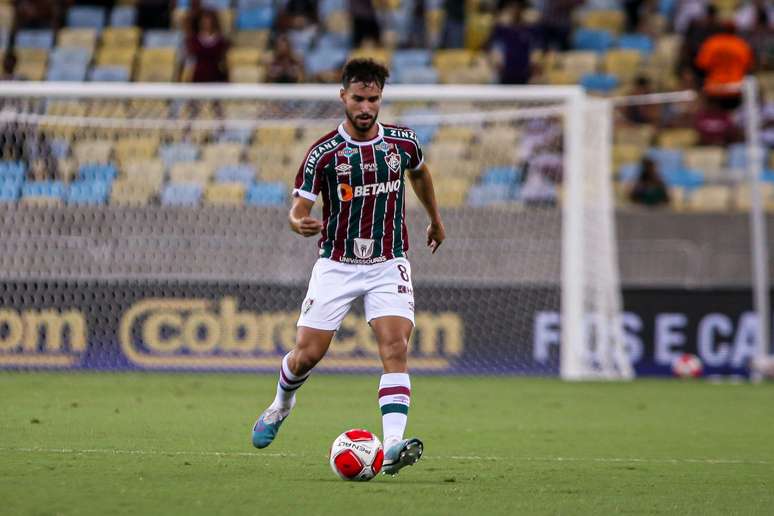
[1, 373, 772, 516]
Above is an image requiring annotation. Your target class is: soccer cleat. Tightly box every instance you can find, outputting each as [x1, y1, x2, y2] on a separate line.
[251, 405, 292, 449]
[381, 438, 423, 475]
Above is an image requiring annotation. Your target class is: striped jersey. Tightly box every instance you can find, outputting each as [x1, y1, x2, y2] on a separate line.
[293, 122, 424, 265]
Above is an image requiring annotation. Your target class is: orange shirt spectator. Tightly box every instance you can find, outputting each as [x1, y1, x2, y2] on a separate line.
[695, 24, 753, 98]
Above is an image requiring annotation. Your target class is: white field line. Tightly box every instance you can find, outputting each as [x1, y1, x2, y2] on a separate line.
[0, 447, 770, 466]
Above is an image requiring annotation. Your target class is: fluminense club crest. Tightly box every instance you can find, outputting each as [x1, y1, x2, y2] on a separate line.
[385, 152, 401, 173]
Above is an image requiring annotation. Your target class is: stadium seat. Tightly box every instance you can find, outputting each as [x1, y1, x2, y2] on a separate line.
[66, 181, 110, 205]
[89, 66, 130, 82]
[663, 168, 704, 189]
[123, 160, 165, 190]
[74, 141, 113, 165]
[685, 185, 730, 212]
[246, 182, 286, 206]
[231, 30, 270, 49]
[580, 73, 619, 93]
[143, 30, 183, 49]
[304, 48, 348, 78]
[66, 6, 106, 29]
[78, 163, 118, 183]
[50, 46, 93, 66]
[579, 9, 624, 34]
[204, 182, 246, 206]
[618, 33, 654, 54]
[728, 143, 765, 169]
[392, 66, 438, 84]
[392, 49, 432, 69]
[15, 30, 54, 49]
[115, 138, 158, 164]
[110, 6, 137, 27]
[160, 142, 199, 167]
[683, 147, 726, 181]
[560, 51, 599, 77]
[236, 7, 275, 30]
[467, 183, 515, 206]
[230, 65, 265, 82]
[572, 28, 615, 52]
[0, 161, 26, 183]
[255, 126, 297, 145]
[237, 0, 275, 7]
[216, 164, 257, 185]
[0, 28, 10, 51]
[109, 179, 155, 205]
[433, 178, 471, 208]
[47, 63, 89, 81]
[615, 124, 655, 146]
[136, 49, 178, 82]
[734, 184, 774, 211]
[482, 166, 522, 185]
[161, 183, 203, 206]
[319, 0, 347, 17]
[0, 6, 13, 30]
[227, 48, 264, 68]
[101, 27, 140, 48]
[657, 128, 699, 149]
[203, 143, 243, 166]
[0, 181, 21, 202]
[170, 162, 212, 186]
[602, 49, 641, 83]
[618, 162, 641, 182]
[433, 126, 476, 144]
[433, 49, 475, 70]
[218, 127, 254, 145]
[647, 148, 684, 175]
[58, 28, 98, 49]
[21, 181, 66, 203]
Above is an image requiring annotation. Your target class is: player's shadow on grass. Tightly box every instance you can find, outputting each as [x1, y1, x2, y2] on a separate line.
[291, 479, 453, 485]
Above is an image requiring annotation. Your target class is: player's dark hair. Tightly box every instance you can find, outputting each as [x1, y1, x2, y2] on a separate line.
[341, 59, 389, 90]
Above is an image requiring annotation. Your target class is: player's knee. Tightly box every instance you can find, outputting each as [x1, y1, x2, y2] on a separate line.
[292, 346, 325, 373]
[379, 338, 408, 362]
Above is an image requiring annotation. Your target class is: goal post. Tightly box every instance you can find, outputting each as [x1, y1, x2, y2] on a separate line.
[0, 81, 629, 380]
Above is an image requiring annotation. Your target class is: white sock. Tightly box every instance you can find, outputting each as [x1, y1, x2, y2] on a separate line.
[378, 372, 411, 449]
[270, 352, 310, 410]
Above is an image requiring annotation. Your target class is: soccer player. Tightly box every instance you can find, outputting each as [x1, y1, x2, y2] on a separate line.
[251, 58, 446, 476]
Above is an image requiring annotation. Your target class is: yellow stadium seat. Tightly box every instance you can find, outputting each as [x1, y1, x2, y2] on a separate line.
[15, 48, 47, 64]
[123, 159, 165, 190]
[74, 140, 113, 165]
[546, 69, 578, 85]
[683, 146, 726, 179]
[733, 184, 774, 211]
[433, 126, 475, 144]
[110, 179, 156, 206]
[170, 162, 212, 186]
[686, 185, 731, 212]
[15, 60, 46, 81]
[96, 47, 136, 67]
[218, 9, 234, 34]
[657, 128, 699, 148]
[465, 13, 494, 50]
[613, 144, 645, 167]
[426, 142, 468, 163]
[433, 49, 474, 71]
[101, 27, 140, 48]
[231, 30, 270, 49]
[255, 126, 297, 145]
[427, 159, 480, 180]
[203, 143, 243, 165]
[115, 137, 159, 164]
[58, 28, 98, 49]
[230, 65, 265, 83]
[349, 47, 391, 66]
[433, 178, 471, 208]
[136, 48, 178, 81]
[614, 124, 655, 146]
[425, 8, 445, 39]
[560, 51, 599, 77]
[580, 9, 625, 34]
[204, 182, 246, 206]
[0, 5, 13, 28]
[227, 48, 265, 68]
[138, 47, 177, 65]
[758, 72, 774, 99]
[603, 49, 642, 82]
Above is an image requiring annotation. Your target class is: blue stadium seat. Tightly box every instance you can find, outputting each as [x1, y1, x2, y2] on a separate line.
[304, 48, 347, 77]
[67, 6, 106, 29]
[50, 47, 93, 66]
[218, 128, 253, 145]
[161, 183, 203, 206]
[216, 164, 256, 185]
[482, 166, 521, 185]
[50, 139, 70, 160]
[663, 168, 704, 189]
[22, 181, 66, 200]
[47, 63, 89, 81]
[319, 0, 347, 17]
[143, 30, 183, 49]
[315, 32, 349, 51]
[0, 28, 10, 51]
[236, 7, 275, 30]
[392, 66, 438, 84]
[109, 6, 137, 27]
[246, 182, 286, 206]
[572, 28, 615, 52]
[89, 66, 130, 82]
[79, 163, 117, 182]
[392, 49, 432, 69]
[618, 33, 654, 54]
[580, 73, 619, 93]
[0, 161, 26, 183]
[467, 184, 516, 207]
[288, 29, 315, 55]
[618, 162, 641, 182]
[15, 30, 55, 49]
[237, 0, 275, 8]
[399, 108, 439, 145]
[66, 181, 110, 205]
[0, 181, 21, 202]
[727, 143, 766, 169]
[647, 148, 684, 175]
[160, 143, 199, 166]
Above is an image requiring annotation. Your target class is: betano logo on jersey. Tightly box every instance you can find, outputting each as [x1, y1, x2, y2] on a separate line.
[337, 179, 401, 202]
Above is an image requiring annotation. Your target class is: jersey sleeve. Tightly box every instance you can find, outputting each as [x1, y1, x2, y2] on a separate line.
[293, 146, 325, 202]
[405, 129, 424, 171]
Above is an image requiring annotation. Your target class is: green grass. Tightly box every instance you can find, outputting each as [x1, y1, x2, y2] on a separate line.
[0, 373, 772, 515]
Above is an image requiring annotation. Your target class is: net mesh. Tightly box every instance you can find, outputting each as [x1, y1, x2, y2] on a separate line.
[0, 84, 623, 377]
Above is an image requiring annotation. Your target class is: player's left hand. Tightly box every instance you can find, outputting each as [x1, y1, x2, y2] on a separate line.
[426, 221, 445, 254]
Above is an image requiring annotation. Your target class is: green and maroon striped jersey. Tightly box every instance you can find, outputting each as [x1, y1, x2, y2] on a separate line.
[293, 123, 424, 265]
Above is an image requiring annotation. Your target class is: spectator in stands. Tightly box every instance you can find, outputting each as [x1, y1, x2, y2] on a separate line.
[183, 0, 217, 37]
[489, 0, 533, 85]
[743, 4, 774, 70]
[441, 0, 466, 48]
[678, 4, 720, 84]
[136, 0, 171, 30]
[407, 0, 427, 48]
[277, 0, 319, 31]
[266, 34, 304, 83]
[674, 0, 708, 33]
[623, 0, 646, 33]
[624, 76, 663, 126]
[695, 22, 754, 109]
[694, 97, 742, 146]
[734, 0, 774, 32]
[1, 52, 18, 80]
[13, 0, 61, 29]
[186, 10, 229, 83]
[629, 157, 670, 207]
[350, 0, 381, 47]
[536, 0, 583, 51]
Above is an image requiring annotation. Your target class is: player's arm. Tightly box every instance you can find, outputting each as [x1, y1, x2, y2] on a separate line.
[407, 163, 446, 253]
[289, 196, 323, 237]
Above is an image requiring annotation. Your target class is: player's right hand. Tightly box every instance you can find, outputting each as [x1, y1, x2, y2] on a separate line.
[297, 216, 324, 237]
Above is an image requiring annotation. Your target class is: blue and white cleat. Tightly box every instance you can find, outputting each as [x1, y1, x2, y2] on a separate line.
[382, 438, 423, 475]
[251, 406, 292, 449]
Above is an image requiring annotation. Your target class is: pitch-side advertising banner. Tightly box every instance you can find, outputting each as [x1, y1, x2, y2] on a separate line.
[0, 281, 760, 376]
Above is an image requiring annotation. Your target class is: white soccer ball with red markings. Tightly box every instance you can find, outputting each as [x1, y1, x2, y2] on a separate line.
[329, 429, 384, 481]
[672, 353, 703, 378]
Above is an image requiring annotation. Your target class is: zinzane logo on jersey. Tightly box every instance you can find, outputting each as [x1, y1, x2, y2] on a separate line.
[354, 238, 375, 259]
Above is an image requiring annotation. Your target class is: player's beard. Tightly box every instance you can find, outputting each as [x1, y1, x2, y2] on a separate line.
[346, 109, 378, 135]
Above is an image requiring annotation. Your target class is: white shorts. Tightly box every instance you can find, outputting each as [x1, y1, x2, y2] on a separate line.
[297, 257, 415, 331]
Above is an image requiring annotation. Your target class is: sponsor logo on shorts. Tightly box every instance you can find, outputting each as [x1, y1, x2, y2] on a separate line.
[397, 285, 413, 294]
[385, 152, 401, 174]
[354, 238, 375, 259]
[337, 256, 387, 265]
[302, 298, 314, 315]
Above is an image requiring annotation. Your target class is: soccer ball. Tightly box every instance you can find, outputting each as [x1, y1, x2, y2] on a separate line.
[329, 429, 384, 481]
[672, 353, 703, 378]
